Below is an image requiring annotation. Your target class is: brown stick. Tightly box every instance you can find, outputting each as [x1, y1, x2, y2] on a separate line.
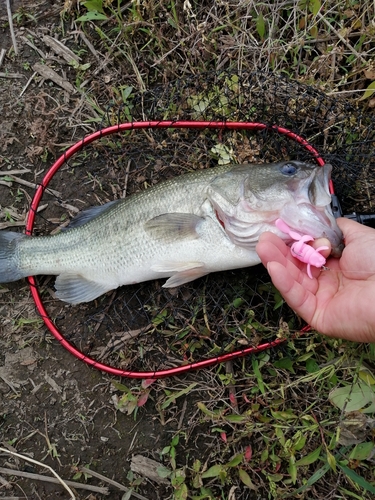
[0, 446, 76, 499]
[6, 0, 18, 55]
[0, 48, 6, 68]
[79, 466, 150, 500]
[32, 62, 75, 94]
[0, 467, 108, 495]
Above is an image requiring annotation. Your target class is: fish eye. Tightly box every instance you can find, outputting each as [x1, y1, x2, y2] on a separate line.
[280, 163, 298, 175]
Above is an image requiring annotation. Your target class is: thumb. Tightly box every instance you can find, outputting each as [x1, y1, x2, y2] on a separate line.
[311, 237, 331, 260]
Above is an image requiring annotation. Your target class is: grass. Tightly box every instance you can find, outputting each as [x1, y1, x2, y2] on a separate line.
[105, 334, 375, 498]
[66, 1, 375, 99]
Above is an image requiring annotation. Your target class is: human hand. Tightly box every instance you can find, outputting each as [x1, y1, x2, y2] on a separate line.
[256, 218, 375, 342]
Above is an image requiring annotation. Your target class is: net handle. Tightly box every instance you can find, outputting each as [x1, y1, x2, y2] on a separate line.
[26, 121, 325, 379]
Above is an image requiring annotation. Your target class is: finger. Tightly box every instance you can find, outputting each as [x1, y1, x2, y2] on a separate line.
[336, 216, 362, 235]
[336, 217, 373, 245]
[257, 232, 320, 291]
[256, 233, 306, 278]
[256, 232, 290, 266]
[267, 261, 317, 325]
[336, 218, 375, 277]
[307, 237, 331, 279]
[311, 237, 331, 260]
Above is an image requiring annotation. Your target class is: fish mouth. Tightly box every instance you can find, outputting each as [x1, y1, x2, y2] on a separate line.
[282, 203, 344, 258]
[331, 242, 344, 258]
[309, 204, 345, 258]
[282, 163, 344, 257]
[307, 163, 332, 207]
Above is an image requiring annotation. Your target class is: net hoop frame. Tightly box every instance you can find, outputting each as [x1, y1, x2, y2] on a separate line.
[25, 121, 329, 379]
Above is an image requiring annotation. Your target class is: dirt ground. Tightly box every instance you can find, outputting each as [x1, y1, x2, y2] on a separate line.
[1, 2, 279, 499]
[0, 2, 201, 499]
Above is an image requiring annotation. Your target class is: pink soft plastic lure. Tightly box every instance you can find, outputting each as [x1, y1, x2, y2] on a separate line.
[275, 219, 329, 279]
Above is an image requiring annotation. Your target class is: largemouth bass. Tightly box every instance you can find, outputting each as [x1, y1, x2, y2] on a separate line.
[0, 161, 343, 304]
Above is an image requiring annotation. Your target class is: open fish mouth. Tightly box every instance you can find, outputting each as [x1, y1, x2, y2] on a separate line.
[310, 205, 344, 257]
[285, 203, 344, 257]
[331, 242, 345, 258]
[208, 161, 344, 257]
[307, 162, 332, 207]
[277, 163, 344, 257]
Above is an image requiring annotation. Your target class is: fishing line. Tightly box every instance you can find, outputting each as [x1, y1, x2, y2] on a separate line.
[25, 121, 322, 378]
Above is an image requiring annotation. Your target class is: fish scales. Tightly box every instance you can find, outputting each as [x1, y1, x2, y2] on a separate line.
[0, 161, 343, 304]
[16, 165, 231, 275]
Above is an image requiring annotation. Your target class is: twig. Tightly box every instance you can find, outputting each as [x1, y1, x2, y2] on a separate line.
[0, 169, 31, 176]
[128, 430, 138, 455]
[96, 325, 153, 361]
[74, 30, 100, 59]
[316, 11, 367, 64]
[79, 466, 150, 500]
[0, 221, 27, 230]
[0, 73, 24, 79]
[0, 497, 24, 500]
[19, 71, 37, 98]
[42, 35, 81, 65]
[0, 467, 109, 495]
[0, 373, 21, 394]
[0, 206, 25, 221]
[330, 50, 336, 82]
[178, 398, 188, 430]
[123, 159, 132, 198]
[19, 35, 46, 59]
[6, 175, 61, 197]
[225, 360, 239, 411]
[150, 39, 184, 67]
[80, 31, 129, 89]
[100, 1, 132, 25]
[0, 48, 6, 68]
[54, 200, 80, 213]
[327, 89, 375, 95]
[6, 0, 18, 56]
[32, 62, 75, 94]
[0, 448, 76, 499]
[0, 180, 12, 188]
[0, 473, 11, 488]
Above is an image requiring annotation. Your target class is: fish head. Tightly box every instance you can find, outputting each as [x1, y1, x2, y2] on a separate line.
[277, 161, 344, 257]
[206, 161, 344, 257]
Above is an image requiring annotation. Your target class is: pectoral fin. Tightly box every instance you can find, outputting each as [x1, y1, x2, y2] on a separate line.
[152, 261, 208, 288]
[144, 213, 203, 242]
[54, 273, 112, 304]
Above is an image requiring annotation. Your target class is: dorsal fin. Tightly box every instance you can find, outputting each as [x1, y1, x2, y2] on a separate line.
[65, 200, 122, 230]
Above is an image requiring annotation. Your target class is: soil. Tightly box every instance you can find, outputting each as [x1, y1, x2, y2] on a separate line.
[0, 2, 208, 499]
[1, 3, 285, 499]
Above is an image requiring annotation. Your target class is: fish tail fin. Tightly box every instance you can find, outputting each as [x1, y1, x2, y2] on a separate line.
[0, 231, 27, 283]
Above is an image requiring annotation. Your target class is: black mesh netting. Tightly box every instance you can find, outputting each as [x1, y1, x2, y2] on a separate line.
[31, 71, 375, 374]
